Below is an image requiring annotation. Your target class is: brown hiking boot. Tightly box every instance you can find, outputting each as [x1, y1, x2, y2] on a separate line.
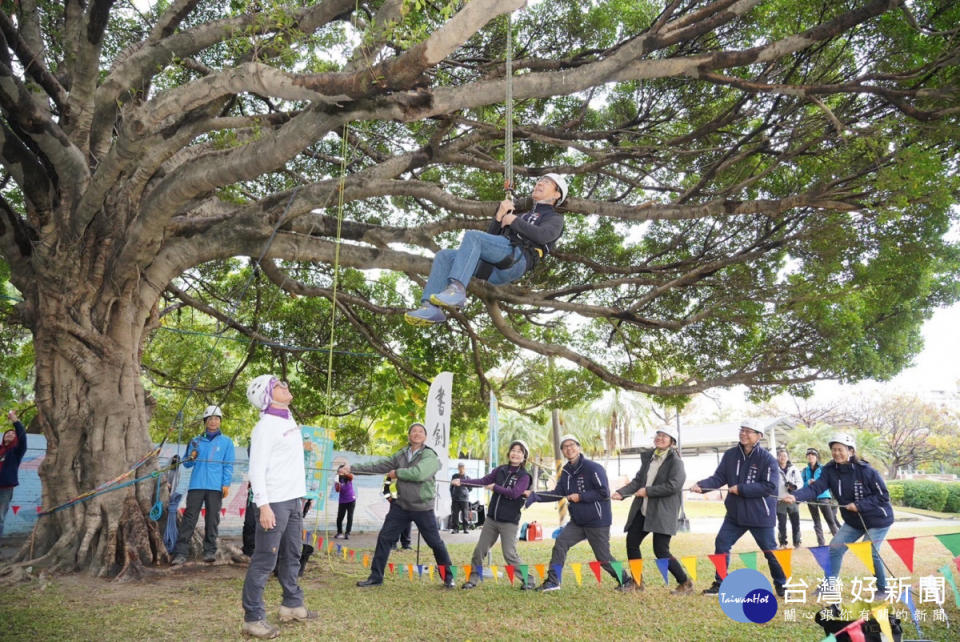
[278, 605, 318, 622]
[241, 620, 280, 639]
[673, 580, 694, 594]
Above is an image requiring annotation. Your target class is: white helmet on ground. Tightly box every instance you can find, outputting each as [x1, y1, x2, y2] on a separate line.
[828, 433, 856, 450]
[203, 405, 223, 420]
[559, 433, 580, 448]
[246, 374, 275, 411]
[655, 425, 678, 445]
[542, 173, 568, 205]
[508, 439, 529, 461]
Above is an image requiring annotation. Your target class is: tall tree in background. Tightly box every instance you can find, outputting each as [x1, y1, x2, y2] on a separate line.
[0, 0, 958, 575]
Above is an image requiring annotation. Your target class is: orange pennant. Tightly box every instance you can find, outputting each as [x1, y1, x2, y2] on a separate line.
[628, 558, 643, 584]
[771, 548, 792, 581]
[463, 565, 472, 583]
[362, 553, 370, 568]
[534, 564, 546, 582]
[407, 564, 414, 581]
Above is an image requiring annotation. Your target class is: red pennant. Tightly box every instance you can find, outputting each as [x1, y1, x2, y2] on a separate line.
[588, 560, 603, 584]
[239, 507, 245, 517]
[36, 506, 42, 513]
[887, 537, 915, 573]
[389, 563, 395, 574]
[349, 549, 355, 559]
[220, 508, 226, 516]
[708, 553, 728, 579]
[178, 508, 185, 516]
[11, 506, 19, 515]
[955, 556, 960, 575]
[201, 508, 206, 517]
[438, 565, 447, 581]
[842, 619, 865, 642]
[505, 565, 516, 585]
[316, 537, 323, 549]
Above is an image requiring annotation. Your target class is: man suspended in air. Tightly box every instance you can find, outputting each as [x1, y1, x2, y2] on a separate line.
[405, 174, 567, 325]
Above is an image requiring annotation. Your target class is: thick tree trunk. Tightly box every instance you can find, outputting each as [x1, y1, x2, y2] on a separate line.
[14, 287, 164, 579]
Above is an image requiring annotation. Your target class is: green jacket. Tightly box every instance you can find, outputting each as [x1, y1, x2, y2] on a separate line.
[352, 445, 440, 512]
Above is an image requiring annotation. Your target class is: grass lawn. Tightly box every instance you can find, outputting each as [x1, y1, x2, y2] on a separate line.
[1, 505, 959, 641]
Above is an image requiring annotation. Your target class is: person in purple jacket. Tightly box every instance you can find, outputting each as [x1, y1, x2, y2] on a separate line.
[452, 440, 536, 590]
[1, 410, 27, 540]
[334, 471, 356, 540]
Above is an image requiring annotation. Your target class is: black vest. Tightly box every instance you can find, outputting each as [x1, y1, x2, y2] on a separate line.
[487, 465, 532, 524]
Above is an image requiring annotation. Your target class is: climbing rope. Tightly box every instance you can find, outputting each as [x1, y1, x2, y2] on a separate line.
[503, 13, 514, 196]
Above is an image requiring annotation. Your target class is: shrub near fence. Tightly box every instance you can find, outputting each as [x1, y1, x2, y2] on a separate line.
[901, 480, 951, 512]
[887, 480, 904, 506]
[945, 483, 960, 513]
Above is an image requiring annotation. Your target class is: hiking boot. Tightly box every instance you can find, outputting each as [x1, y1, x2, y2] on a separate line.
[702, 580, 721, 595]
[170, 554, 187, 566]
[430, 282, 466, 309]
[242, 620, 280, 639]
[673, 580, 694, 594]
[404, 304, 447, 326]
[443, 575, 456, 589]
[775, 584, 785, 597]
[536, 580, 561, 592]
[278, 605, 318, 622]
[357, 578, 382, 588]
[616, 577, 641, 592]
[461, 581, 477, 590]
[203, 552, 216, 563]
[334, 533, 343, 539]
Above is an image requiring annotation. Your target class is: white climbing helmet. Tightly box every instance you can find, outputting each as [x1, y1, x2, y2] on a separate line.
[246, 374, 275, 411]
[542, 173, 568, 205]
[655, 425, 678, 444]
[203, 405, 223, 420]
[828, 433, 856, 450]
[559, 433, 580, 448]
[508, 439, 529, 461]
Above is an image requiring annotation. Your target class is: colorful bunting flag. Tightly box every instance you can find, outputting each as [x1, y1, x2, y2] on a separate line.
[588, 560, 602, 584]
[327, 541, 333, 553]
[628, 559, 643, 585]
[708, 553, 727, 579]
[490, 565, 499, 583]
[407, 564, 414, 581]
[448, 565, 456, 581]
[846, 541, 875, 575]
[35, 506, 41, 514]
[438, 565, 447, 581]
[681, 556, 696, 582]
[389, 562, 394, 575]
[349, 549, 356, 560]
[517, 564, 528, 586]
[841, 619, 865, 642]
[771, 548, 792, 580]
[655, 558, 670, 584]
[178, 508, 185, 516]
[302, 529, 307, 541]
[239, 507, 245, 517]
[551, 564, 563, 585]
[201, 508, 206, 517]
[505, 565, 515, 585]
[886, 537, 915, 573]
[428, 565, 434, 581]
[902, 583, 922, 636]
[955, 556, 960, 576]
[938, 562, 960, 608]
[935, 533, 960, 557]
[738, 551, 757, 570]
[871, 605, 894, 642]
[221, 508, 226, 516]
[809, 546, 832, 575]
[610, 561, 624, 585]
[534, 564, 545, 582]
[463, 565, 472, 582]
[11, 506, 19, 515]
[571, 563, 583, 586]
[819, 635, 837, 642]
[417, 565, 424, 578]
[362, 554, 369, 568]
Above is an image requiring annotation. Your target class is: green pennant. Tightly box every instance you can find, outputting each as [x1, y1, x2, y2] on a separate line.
[610, 560, 624, 584]
[517, 564, 528, 584]
[820, 635, 837, 642]
[738, 551, 758, 570]
[935, 533, 960, 557]
[938, 563, 960, 609]
[448, 565, 456, 580]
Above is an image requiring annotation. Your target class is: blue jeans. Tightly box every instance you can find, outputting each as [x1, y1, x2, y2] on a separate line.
[829, 522, 889, 590]
[367, 502, 452, 583]
[421, 231, 527, 303]
[0, 487, 12, 538]
[714, 516, 786, 587]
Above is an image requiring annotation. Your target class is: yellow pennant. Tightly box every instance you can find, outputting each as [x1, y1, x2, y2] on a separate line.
[771, 548, 793, 581]
[407, 564, 415, 581]
[362, 553, 370, 568]
[871, 605, 894, 642]
[681, 556, 697, 583]
[571, 563, 583, 586]
[534, 564, 546, 581]
[629, 558, 643, 584]
[428, 565, 434, 581]
[342, 548, 348, 560]
[846, 541, 875, 575]
[490, 565, 499, 583]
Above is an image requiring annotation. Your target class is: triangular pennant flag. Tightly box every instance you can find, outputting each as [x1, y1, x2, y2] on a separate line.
[939, 563, 960, 608]
[886, 537, 915, 573]
[407, 564, 414, 581]
[201, 508, 206, 517]
[417, 565, 424, 578]
[571, 563, 583, 586]
[11, 506, 19, 515]
[955, 556, 960, 576]
[389, 562, 395, 574]
[362, 553, 370, 568]
[239, 507, 245, 517]
[843, 619, 866, 642]
[221, 508, 226, 516]
[302, 529, 307, 541]
[610, 561, 624, 585]
[871, 605, 894, 642]
[448, 565, 456, 581]
[463, 565, 472, 582]
[349, 549, 356, 560]
[35, 506, 42, 514]
[316, 536, 323, 549]
[534, 563, 546, 582]
[428, 565, 434, 581]
[473, 565, 483, 583]
[809, 546, 832, 575]
[551, 564, 563, 584]
[772, 548, 793, 581]
[517, 564, 528, 585]
[655, 558, 670, 584]
[588, 560, 603, 584]
[490, 565, 499, 583]
[738, 551, 758, 570]
[935, 533, 960, 557]
[708, 553, 728, 579]
[178, 508, 185, 516]
[820, 635, 837, 642]
[505, 565, 515, 585]
[327, 541, 333, 553]
[902, 582, 921, 634]
[438, 565, 447, 581]
[629, 559, 643, 584]
[846, 541, 875, 575]
[341, 547, 347, 560]
[681, 556, 696, 582]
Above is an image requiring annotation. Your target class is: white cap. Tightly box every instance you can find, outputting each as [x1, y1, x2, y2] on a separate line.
[559, 433, 580, 447]
[828, 433, 856, 449]
[508, 439, 529, 460]
[542, 173, 568, 205]
[202, 405, 223, 420]
[655, 425, 678, 444]
[246, 374, 274, 411]
[740, 420, 764, 436]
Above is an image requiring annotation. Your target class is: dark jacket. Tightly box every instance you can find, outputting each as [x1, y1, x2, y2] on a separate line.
[792, 458, 893, 529]
[697, 444, 779, 528]
[616, 447, 686, 536]
[352, 445, 440, 512]
[532, 455, 612, 528]
[0, 421, 27, 487]
[467, 464, 532, 525]
[484, 202, 564, 274]
[450, 473, 471, 502]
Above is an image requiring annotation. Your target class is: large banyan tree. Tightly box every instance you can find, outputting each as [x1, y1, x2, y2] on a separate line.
[0, 0, 958, 575]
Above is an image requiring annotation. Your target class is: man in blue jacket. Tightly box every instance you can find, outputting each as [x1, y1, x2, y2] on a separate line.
[525, 434, 627, 591]
[172, 405, 235, 564]
[691, 420, 786, 596]
[0, 410, 28, 541]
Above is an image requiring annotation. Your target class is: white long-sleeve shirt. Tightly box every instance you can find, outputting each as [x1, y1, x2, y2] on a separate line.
[248, 412, 306, 507]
